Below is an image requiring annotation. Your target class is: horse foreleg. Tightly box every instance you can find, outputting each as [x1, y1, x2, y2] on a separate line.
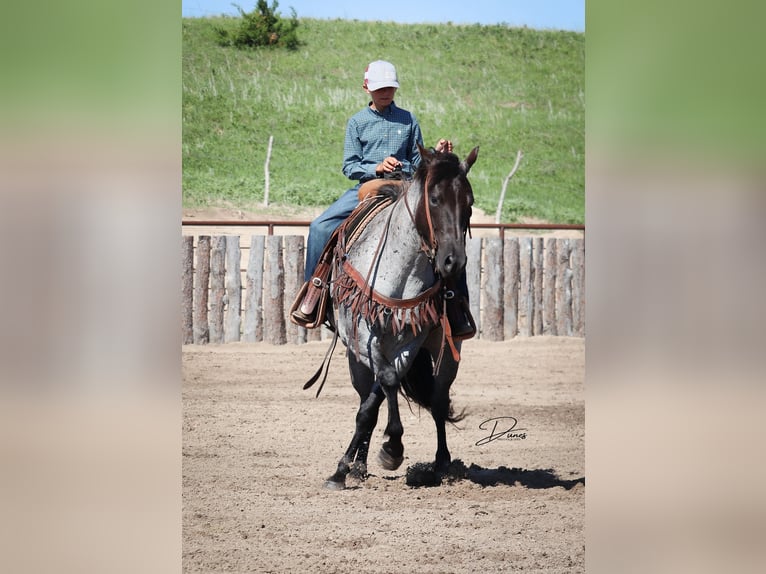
[325, 360, 384, 490]
[326, 389, 384, 489]
[350, 382, 385, 479]
[431, 385, 452, 474]
[378, 370, 405, 471]
[428, 347, 460, 475]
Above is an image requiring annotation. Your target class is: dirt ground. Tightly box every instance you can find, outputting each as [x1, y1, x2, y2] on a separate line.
[182, 336, 585, 573]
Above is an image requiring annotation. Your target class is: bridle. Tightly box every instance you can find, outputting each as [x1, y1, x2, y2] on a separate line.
[403, 167, 472, 264]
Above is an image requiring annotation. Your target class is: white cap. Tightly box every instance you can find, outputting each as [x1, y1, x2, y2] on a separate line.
[364, 60, 399, 91]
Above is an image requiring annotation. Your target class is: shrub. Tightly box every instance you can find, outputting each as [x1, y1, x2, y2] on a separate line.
[216, 1, 299, 50]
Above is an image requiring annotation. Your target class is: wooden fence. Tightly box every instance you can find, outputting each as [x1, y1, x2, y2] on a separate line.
[181, 235, 584, 345]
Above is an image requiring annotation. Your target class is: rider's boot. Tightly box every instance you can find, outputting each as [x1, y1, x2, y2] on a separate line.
[290, 261, 331, 329]
[444, 274, 476, 340]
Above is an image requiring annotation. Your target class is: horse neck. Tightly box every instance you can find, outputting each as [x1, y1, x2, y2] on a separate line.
[349, 181, 436, 299]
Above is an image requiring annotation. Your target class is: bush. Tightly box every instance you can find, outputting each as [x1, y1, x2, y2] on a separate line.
[216, 1, 299, 50]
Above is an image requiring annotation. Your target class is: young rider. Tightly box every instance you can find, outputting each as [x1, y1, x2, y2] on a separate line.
[293, 60, 474, 339]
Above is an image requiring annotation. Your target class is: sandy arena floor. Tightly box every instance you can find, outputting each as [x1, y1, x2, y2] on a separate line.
[183, 336, 584, 573]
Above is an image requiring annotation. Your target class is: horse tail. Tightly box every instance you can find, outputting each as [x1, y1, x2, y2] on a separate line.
[400, 349, 465, 424]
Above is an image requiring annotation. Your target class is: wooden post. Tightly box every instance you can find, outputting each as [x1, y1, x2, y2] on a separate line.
[465, 237, 482, 338]
[193, 236, 210, 344]
[307, 316, 322, 342]
[494, 150, 524, 224]
[543, 238, 557, 336]
[571, 238, 585, 337]
[518, 237, 533, 336]
[284, 235, 306, 344]
[263, 135, 274, 207]
[482, 237, 504, 341]
[533, 237, 543, 335]
[556, 238, 573, 336]
[320, 324, 335, 341]
[264, 235, 286, 345]
[209, 236, 226, 344]
[224, 236, 241, 343]
[503, 237, 519, 339]
[182, 236, 194, 345]
[243, 235, 265, 342]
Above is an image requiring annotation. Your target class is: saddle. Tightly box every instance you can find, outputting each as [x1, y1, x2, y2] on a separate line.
[289, 182, 402, 329]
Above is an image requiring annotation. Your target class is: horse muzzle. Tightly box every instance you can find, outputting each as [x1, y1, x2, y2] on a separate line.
[436, 247, 466, 279]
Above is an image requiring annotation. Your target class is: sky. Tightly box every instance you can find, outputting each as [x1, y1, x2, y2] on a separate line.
[181, 0, 585, 32]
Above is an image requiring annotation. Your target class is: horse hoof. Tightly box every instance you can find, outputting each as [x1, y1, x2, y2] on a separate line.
[324, 478, 346, 490]
[378, 449, 404, 471]
[349, 462, 368, 480]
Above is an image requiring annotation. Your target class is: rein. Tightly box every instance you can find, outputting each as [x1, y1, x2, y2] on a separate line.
[402, 174, 437, 260]
[402, 172, 461, 369]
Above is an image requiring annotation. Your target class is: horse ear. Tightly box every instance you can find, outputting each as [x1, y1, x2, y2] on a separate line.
[461, 146, 479, 174]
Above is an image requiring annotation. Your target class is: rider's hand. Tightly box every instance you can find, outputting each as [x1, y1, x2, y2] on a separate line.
[434, 139, 453, 153]
[376, 156, 402, 175]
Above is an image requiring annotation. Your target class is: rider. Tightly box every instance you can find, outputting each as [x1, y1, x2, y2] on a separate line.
[292, 60, 474, 339]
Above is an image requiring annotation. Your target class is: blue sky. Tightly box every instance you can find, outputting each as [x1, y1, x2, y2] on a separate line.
[181, 0, 585, 32]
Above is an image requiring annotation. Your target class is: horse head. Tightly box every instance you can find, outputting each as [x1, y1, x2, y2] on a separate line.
[414, 143, 479, 279]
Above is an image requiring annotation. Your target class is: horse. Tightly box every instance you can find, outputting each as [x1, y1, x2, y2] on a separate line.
[314, 143, 479, 490]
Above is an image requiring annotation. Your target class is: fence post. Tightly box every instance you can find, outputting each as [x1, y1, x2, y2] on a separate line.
[556, 238, 573, 336]
[307, 320, 323, 342]
[284, 235, 306, 344]
[224, 236, 241, 343]
[209, 236, 226, 343]
[193, 236, 210, 344]
[264, 235, 286, 345]
[519, 237, 534, 336]
[543, 238, 557, 335]
[182, 236, 194, 344]
[482, 237, 504, 341]
[533, 237, 544, 335]
[243, 235, 265, 342]
[503, 237, 519, 339]
[571, 238, 585, 337]
[465, 237, 482, 338]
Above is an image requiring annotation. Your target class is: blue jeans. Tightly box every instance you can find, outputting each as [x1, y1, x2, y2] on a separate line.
[304, 184, 362, 281]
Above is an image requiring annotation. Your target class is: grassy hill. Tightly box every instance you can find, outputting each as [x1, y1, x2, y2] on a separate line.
[182, 16, 584, 223]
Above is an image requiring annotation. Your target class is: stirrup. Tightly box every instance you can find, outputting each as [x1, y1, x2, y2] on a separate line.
[445, 290, 476, 341]
[290, 307, 315, 327]
[289, 265, 331, 330]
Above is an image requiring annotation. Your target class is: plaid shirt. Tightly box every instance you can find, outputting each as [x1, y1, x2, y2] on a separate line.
[342, 102, 424, 183]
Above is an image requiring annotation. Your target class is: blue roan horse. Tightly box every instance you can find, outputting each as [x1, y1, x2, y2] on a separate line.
[313, 144, 479, 490]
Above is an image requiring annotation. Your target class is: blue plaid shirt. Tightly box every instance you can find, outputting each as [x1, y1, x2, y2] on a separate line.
[342, 101, 424, 183]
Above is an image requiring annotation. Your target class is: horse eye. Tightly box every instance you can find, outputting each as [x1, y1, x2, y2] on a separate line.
[429, 193, 438, 207]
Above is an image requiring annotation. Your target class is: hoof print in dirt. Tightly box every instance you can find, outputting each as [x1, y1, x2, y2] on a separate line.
[406, 459, 469, 488]
[405, 462, 442, 487]
[444, 459, 469, 482]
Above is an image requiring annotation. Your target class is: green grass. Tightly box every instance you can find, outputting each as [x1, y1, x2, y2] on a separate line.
[183, 16, 584, 223]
